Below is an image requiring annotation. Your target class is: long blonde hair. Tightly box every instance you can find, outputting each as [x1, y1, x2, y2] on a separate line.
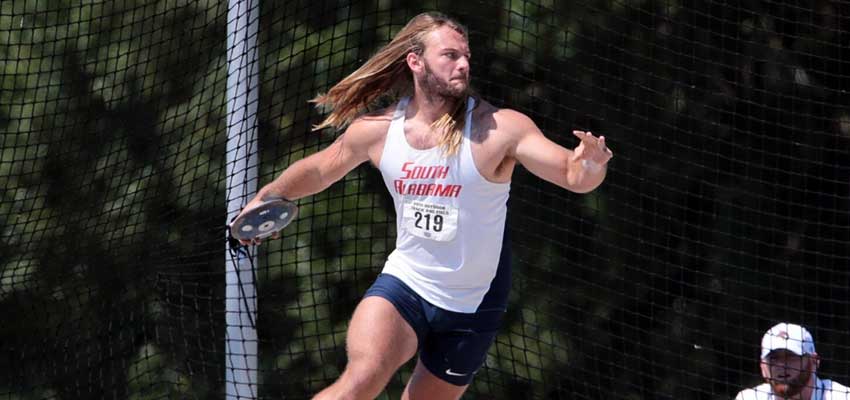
[312, 12, 470, 156]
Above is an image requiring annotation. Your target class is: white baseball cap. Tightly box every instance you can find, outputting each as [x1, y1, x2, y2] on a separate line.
[760, 322, 816, 359]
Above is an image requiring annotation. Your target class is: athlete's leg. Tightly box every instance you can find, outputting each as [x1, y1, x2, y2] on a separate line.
[312, 296, 418, 400]
[401, 358, 468, 400]
[402, 306, 503, 400]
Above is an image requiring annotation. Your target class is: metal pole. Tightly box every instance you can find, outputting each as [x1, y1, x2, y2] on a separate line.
[225, 0, 260, 398]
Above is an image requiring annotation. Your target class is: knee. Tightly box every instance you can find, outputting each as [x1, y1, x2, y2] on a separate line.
[336, 360, 393, 399]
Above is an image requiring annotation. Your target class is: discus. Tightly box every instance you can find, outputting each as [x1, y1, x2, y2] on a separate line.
[229, 198, 298, 241]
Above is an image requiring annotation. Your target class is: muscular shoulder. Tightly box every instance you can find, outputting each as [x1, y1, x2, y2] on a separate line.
[334, 105, 395, 166]
[734, 384, 770, 400]
[471, 99, 540, 159]
[343, 106, 394, 142]
[473, 99, 536, 145]
[472, 99, 536, 136]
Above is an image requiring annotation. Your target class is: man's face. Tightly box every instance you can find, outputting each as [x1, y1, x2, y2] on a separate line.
[760, 350, 816, 397]
[416, 26, 471, 99]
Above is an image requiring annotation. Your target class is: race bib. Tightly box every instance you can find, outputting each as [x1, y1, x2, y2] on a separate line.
[402, 199, 458, 241]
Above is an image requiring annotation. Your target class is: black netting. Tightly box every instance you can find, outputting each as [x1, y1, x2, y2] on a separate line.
[2, 0, 849, 399]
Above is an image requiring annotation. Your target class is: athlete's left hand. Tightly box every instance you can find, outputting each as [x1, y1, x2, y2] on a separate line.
[570, 130, 613, 169]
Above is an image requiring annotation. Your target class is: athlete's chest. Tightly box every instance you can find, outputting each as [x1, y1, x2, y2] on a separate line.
[399, 119, 512, 183]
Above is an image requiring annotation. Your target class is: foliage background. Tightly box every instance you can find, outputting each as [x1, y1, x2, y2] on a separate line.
[1, 0, 848, 399]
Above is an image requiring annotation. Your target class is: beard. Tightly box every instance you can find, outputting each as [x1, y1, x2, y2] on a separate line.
[769, 363, 814, 398]
[421, 61, 469, 100]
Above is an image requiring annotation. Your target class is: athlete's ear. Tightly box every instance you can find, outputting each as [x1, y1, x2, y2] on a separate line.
[406, 52, 423, 74]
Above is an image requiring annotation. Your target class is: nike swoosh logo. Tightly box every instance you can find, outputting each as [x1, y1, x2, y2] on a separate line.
[445, 369, 468, 377]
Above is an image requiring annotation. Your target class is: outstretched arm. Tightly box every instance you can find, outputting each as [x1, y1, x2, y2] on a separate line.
[255, 122, 374, 202]
[512, 112, 612, 193]
[253, 129, 369, 202]
[234, 118, 382, 244]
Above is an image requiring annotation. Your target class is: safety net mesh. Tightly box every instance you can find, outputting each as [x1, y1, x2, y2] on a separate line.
[1, 0, 849, 399]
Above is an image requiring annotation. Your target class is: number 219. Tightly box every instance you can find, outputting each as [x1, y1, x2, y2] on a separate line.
[414, 212, 443, 232]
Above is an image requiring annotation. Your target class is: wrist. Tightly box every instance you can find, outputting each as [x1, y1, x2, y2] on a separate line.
[259, 188, 292, 202]
[581, 159, 603, 173]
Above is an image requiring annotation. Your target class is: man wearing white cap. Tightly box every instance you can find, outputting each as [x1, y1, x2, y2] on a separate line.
[736, 322, 850, 400]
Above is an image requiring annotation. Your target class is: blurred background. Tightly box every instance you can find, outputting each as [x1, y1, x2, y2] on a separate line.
[1, 0, 848, 398]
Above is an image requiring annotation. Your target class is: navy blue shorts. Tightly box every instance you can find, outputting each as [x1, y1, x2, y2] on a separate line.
[362, 241, 511, 386]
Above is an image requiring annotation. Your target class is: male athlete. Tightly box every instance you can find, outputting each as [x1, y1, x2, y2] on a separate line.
[735, 322, 850, 400]
[235, 12, 613, 399]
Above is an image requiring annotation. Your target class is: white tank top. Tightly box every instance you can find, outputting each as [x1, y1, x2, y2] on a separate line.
[378, 97, 511, 313]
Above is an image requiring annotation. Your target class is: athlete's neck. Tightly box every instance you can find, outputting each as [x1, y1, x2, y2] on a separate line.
[407, 91, 463, 125]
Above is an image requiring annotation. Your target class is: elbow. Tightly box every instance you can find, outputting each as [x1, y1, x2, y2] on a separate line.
[565, 180, 601, 194]
[569, 184, 597, 194]
[564, 167, 606, 193]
